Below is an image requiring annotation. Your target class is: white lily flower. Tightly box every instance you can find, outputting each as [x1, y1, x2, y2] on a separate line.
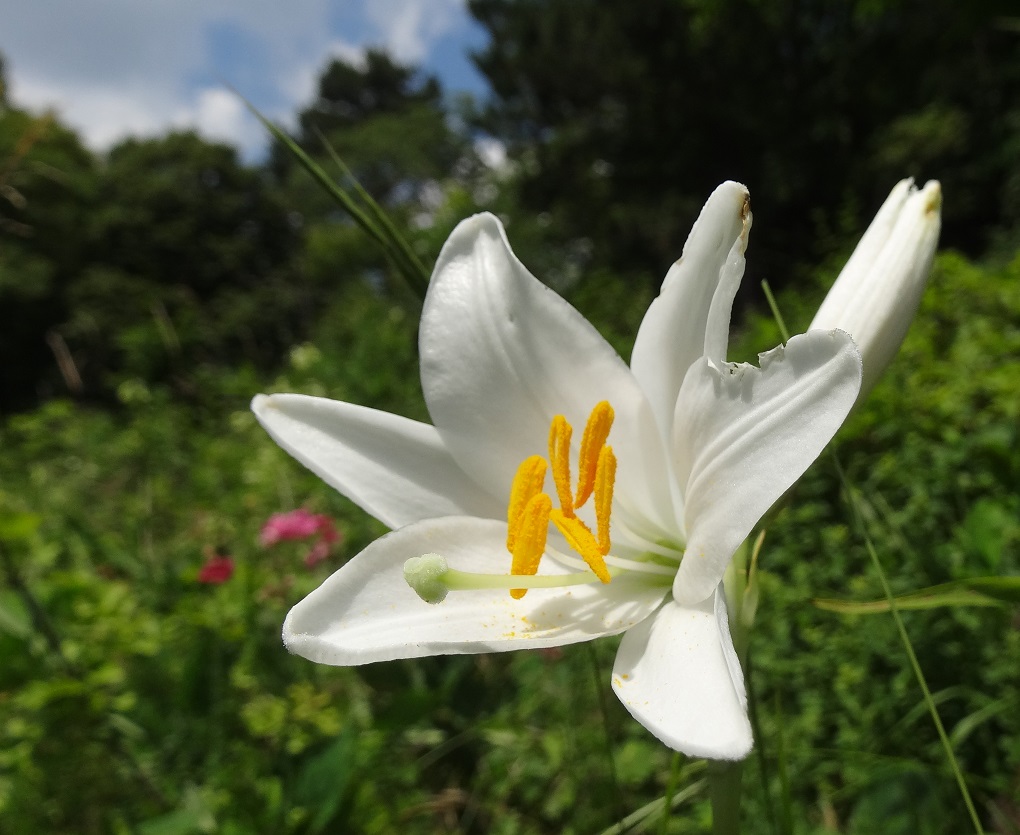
[252, 182, 862, 760]
[810, 178, 941, 397]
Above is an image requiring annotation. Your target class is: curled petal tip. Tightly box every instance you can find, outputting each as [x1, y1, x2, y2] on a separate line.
[922, 180, 942, 212]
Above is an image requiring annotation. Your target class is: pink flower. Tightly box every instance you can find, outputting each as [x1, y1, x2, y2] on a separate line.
[260, 508, 340, 568]
[198, 555, 234, 584]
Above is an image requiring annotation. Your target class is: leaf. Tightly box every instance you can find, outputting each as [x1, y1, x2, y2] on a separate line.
[814, 577, 1020, 614]
[292, 729, 359, 834]
[0, 511, 42, 542]
[0, 590, 31, 638]
[237, 93, 430, 299]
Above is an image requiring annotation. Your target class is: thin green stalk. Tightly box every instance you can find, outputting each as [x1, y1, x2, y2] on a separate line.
[241, 98, 430, 298]
[585, 642, 623, 821]
[773, 694, 794, 835]
[760, 280, 791, 343]
[597, 776, 706, 835]
[317, 131, 431, 287]
[833, 455, 985, 835]
[659, 752, 683, 835]
[746, 656, 780, 834]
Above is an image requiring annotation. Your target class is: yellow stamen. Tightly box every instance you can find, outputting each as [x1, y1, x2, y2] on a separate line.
[548, 414, 574, 518]
[595, 445, 616, 555]
[575, 401, 614, 508]
[550, 509, 611, 583]
[506, 455, 548, 551]
[510, 493, 553, 599]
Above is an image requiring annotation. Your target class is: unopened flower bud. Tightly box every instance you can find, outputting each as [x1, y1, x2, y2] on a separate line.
[811, 178, 941, 398]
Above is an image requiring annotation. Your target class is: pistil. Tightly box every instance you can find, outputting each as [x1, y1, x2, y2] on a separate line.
[403, 553, 605, 604]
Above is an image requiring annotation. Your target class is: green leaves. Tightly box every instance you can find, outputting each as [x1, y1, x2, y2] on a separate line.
[815, 576, 1020, 614]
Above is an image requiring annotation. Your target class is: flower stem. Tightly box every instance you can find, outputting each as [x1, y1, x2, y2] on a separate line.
[708, 759, 744, 835]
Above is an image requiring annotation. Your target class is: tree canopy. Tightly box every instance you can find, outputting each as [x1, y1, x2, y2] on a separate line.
[468, 0, 1020, 283]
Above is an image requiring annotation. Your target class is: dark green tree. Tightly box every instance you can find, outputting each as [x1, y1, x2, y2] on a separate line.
[272, 50, 473, 215]
[0, 95, 97, 410]
[61, 132, 307, 395]
[469, 0, 1020, 286]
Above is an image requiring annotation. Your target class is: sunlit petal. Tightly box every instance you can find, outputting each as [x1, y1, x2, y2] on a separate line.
[284, 516, 668, 664]
[420, 213, 679, 536]
[631, 182, 750, 440]
[253, 394, 502, 529]
[672, 330, 861, 605]
[612, 590, 751, 759]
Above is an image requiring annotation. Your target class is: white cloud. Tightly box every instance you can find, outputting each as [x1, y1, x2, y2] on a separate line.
[186, 88, 255, 149]
[364, 0, 465, 63]
[0, 0, 476, 157]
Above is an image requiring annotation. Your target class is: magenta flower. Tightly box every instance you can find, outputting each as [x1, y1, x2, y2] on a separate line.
[197, 555, 235, 584]
[260, 508, 340, 568]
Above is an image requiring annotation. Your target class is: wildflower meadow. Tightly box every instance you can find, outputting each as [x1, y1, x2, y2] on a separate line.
[1, 3, 1018, 833]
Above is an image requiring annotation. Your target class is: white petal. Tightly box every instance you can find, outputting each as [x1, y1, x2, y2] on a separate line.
[252, 394, 502, 530]
[419, 213, 679, 538]
[283, 516, 668, 664]
[811, 179, 941, 396]
[612, 590, 752, 760]
[672, 330, 862, 605]
[630, 182, 751, 441]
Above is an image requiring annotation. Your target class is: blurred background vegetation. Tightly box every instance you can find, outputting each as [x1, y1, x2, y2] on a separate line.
[0, 1, 1017, 832]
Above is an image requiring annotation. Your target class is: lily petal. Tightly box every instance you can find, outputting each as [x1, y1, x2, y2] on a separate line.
[284, 516, 668, 664]
[811, 179, 941, 396]
[252, 394, 502, 529]
[420, 213, 678, 537]
[630, 181, 751, 441]
[612, 590, 752, 759]
[672, 330, 862, 605]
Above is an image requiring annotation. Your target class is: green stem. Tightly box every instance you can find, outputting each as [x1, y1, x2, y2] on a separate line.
[832, 456, 985, 835]
[708, 759, 744, 835]
[760, 280, 791, 343]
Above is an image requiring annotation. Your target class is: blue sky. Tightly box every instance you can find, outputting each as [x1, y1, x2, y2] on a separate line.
[0, 1, 489, 158]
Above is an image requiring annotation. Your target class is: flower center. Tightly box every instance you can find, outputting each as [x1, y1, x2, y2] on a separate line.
[402, 401, 679, 605]
[506, 401, 616, 598]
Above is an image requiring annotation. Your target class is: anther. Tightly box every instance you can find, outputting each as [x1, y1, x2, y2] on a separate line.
[575, 401, 614, 507]
[506, 455, 547, 551]
[548, 415, 575, 518]
[510, 492, 553, 599]
[595, 445, 616, 555]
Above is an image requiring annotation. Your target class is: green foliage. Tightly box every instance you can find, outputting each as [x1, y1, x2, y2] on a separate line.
[468, 0, 1020, 287]
[1, 241, 1018, 833]
[273, 50, 473, 215]
[0, 105, 98, 406]
[2, 23, 1020, 833]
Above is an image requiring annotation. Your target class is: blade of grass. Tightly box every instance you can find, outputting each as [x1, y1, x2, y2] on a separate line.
[761, 280, 791, 343]
[832, 455, 985, 835]
[598, 774, 707, 835]
[241, 97, 430, 299]
[315, 130, 431, 289]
